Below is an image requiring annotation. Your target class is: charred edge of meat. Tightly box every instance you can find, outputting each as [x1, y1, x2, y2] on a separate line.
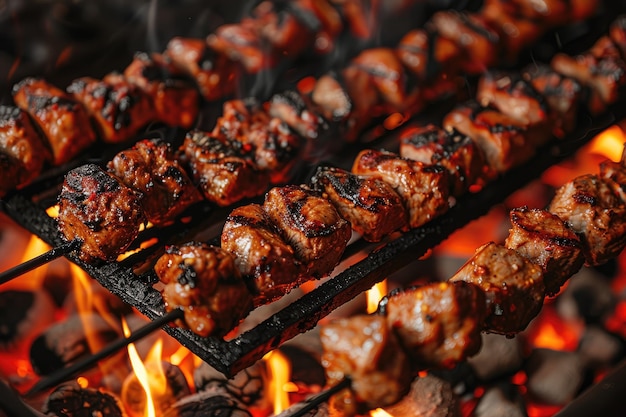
[281, 0, 322, 33]
[401, 126, 473, 162]
[61, 164, 122, 206]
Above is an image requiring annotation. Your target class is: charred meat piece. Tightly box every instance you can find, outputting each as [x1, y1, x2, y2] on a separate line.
[310, 73, 352, 124]
[379, 281, 486, 369]
[443, 103, 536, 175]
[477, 72, 549, 127]
[0, 105, 50, 194]
[181, 130, 269, 207]
[449, 242, 545, 335]
[329, 0, 377, 39]
[352, 149, 450, 229]
[399, 124, 485, 196]
[57, 164, 144, 263]
[428, 11, 500, 74]
[263, 185, 351, 279]
[269, 90, 330, 141]
[482, 0, 569, 27]
[551, 52, 626, 115]
[395, 29, 432, 80]
[164, 37, 239, 101]
[154, 243, 253, 338]
[523, 64, 582, 137]
[214, 99, 301, 182]
[311, 166, 408, 242]
[123, 52, 199, 128]
[505, 207, 584, 296]
[207, 23, 266, 73]
[339, 65, 381, 141]
[349, 48, 418, 112]
[12, 78, 96, 165]
[599, 157, 626, 203]
[320, 315, 412, 416]
[107, 139, 202, 226]
[67, 75, 154, 144]
[221, 204, 302, 303]
[548, 174, 626, 266]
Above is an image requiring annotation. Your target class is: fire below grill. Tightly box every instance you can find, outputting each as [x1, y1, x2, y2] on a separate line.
[1, 105, 623, 377]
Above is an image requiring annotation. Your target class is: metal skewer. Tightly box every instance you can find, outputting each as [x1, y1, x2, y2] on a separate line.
[24, 308, 184, 397]
[283, 377, 352, 417]
[0, 239, 82, 285]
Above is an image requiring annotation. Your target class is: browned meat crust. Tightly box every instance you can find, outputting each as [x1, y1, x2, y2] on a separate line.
[107, 139, 202, 226]
[12, 78, 96, 165]
[155, 243, 253, 338]
[263, 185, 352, 279]
[221, 204, 302, 303]
[57, 164, 145, 262]
[311, 166, 408, 242]
[505, 207, 584, 296]
[320, 315, 412, 415]
[449, 242, 545, 335]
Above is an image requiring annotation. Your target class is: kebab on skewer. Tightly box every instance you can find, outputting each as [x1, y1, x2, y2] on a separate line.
[0, 0, 604, 199]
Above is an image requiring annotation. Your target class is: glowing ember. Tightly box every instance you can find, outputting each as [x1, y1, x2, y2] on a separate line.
[370, 408, 393, 417]
[526, 307, 582, 352]
[264, 350, 292, 415]
[366, 280, 388, 314]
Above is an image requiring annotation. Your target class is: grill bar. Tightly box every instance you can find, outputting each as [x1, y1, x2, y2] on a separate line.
[1, 106, 621, 377]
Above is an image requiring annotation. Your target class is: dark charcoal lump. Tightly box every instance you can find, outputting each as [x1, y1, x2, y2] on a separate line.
[162, 391, 252, 417]
[42, 382, 125, 417]
[0, 290, 36, 346]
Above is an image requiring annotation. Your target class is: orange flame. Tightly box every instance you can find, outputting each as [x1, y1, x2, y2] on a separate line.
[264, 350, 292, 415]
[124, 319, 158, 417]
[370, 408, 393, 417]
[366, 280, 388, 314]
[587, 124, 626, 162]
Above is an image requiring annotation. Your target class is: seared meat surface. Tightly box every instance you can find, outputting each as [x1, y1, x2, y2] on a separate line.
[449, 242, 545, 335]
[67, 75, 154, 144]
[399, 125, 485, 195]
[12, 78, 96, 165]
[164, 37, 239, 101]
[600, 158, 626, 202]
[548, 174, 626, 266]
[505, 207, 584, 296]
[269, 90, 329, 141]
[107, 139, 202, 226]
[221, 204, 302, 303]
[181, 130, 269, 206]
[57, 164, 144, 263]
[214, 99, 301, 182]
[311, 166, 408, 242]
[380, 281, 486, 369]
[443, 103, 535, 175]
[352, 149, 450, 229]
[263, 185, 351, 279]
[123, 52, 199, 128]
[0, 105, 50, 194]
[154, 243, 253, 338]
[320, 315, 412, 416]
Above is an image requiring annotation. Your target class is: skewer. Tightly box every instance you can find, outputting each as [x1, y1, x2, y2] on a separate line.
[0, 239, 81, 286]
[24, 308, 184, 397]
[283, 377, 352, 417]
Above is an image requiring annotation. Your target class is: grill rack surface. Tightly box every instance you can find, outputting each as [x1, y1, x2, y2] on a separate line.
[1, 107, 622, 376]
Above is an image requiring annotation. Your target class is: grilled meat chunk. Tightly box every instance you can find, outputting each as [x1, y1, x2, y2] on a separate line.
[505, 207, 584, 296]
[154, 243, 253, 338]
[310, 73, 353, 124]
[181, 130, 269, 206]
[123, 52, 199, 128]
[379, 281, 486, 369]
[449, 242, 545, 335]
[221, 204, 302, 303]
[269, 90, 330, 141]
[399, 125, 485, 195]
[551, 51, 626, 115]
[107, 139, 202, 226]
[0, 105, 50, 194]
[352, 149, 450, 229]
[396, 29, 433, 81]
[599, 158, 626, 202]
[207, 23, 266, 74]
[443, 103, 535, 175]
[548, 174, 626, 266]
[164, 37, 239, 101]
[263, 185, 351, 279]
[311, 166, 408, 242]
[12, 78, 96, 165]
[477, 72, 549, 128]
[67, 75, 154, 143]
[320, 315, 412, 416]
[523, 64, 582, 137]
[214, 99, 301, 182]
[57, 164, 144, 263]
